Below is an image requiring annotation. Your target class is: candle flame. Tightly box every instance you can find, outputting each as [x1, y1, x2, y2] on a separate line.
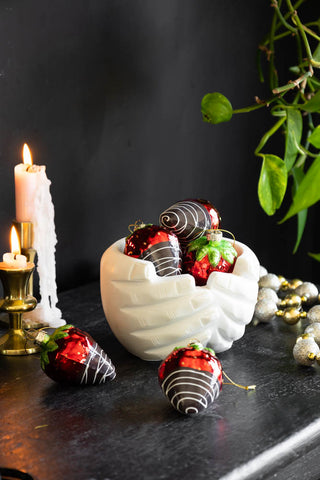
[23, 143, 33, 165]
[10, 226, 21, 256]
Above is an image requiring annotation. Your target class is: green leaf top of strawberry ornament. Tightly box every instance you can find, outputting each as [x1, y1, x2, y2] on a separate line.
[188, 230, 237, 266]
[38, 324, 74, 370]
[183, 230, 238, 286]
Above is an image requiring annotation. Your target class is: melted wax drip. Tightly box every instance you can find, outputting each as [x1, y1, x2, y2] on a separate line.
[31, 168, 65, 327]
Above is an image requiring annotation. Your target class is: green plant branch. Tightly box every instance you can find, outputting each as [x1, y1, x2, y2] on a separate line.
[286, 0, 320, 68]
[302, 24, 320, 42]
[272, 70, 312, 93]
[295, 143, 319, 158]
[254, 116, 286, 155]
[271, 0, 297, 33]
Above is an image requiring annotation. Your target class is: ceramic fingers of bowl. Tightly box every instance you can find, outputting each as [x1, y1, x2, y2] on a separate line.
[100, 238, 259, 360]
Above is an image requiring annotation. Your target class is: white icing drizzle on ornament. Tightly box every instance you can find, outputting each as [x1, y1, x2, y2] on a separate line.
[161, 367, 220, 414]
[80, 342, 116, 385]
[159, 200, 211, 243]
[141, 242, 182, 276]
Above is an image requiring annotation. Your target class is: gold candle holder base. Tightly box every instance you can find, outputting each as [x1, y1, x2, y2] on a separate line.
[0, 264, 40, 355]
[0, 320, 39, 355]
[10, 220, 47, 330]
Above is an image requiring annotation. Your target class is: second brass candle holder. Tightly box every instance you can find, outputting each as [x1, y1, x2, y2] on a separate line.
[0, 263, 40, 355]
[12, 220, 36, 296]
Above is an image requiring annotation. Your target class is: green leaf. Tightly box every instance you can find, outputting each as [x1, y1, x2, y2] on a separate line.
[284, 109, 302, 170]
[221, 250, 236, 264]
[196, 246, 210, 261]
[308, 125, 320, 149]
[40, 325, 73, 370]
[301, 90, 320, 113]
[208, 248, 220, 267]
[281, 155, 320, 222]
[204, 347, 215, 355]
[308, 252, 320, 262]
[51, 324, 73, 341]
[291, 167, 308, 254]
[188, 236, 207, 252]
[258, 154, 288, 215]
[313, 43, 320, 63]
[201, 92, 233, 125]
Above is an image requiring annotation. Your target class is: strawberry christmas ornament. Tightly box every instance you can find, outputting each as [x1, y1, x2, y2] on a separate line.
[197, 198, 221, 229]
[158, 341, 223, 415]
[32, 325, 116, 385]
[183, 230, 238, 286]
[159, 198, 221, 246]
[124, 223, 182, 276]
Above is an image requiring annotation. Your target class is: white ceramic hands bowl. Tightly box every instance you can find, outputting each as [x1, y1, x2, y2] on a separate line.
[100, 237, 260, 361]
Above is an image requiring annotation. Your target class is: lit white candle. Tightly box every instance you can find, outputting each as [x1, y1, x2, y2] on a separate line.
[14, 144, 47, 222]
[0, 226, 28, 269]
[13, 143, 65, 327]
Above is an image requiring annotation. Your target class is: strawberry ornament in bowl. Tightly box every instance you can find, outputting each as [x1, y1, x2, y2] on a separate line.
[124, 222, 182, 277]
[183, 230, 238, 286]
[159, 198, 221, 247]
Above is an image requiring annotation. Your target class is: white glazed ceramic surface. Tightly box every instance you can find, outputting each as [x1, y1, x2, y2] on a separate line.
[100, 237, 260, 361]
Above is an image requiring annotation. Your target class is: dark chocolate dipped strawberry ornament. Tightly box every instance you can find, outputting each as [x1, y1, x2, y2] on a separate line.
[183, 229, 238, 286]
[158, 341, 223, 415]
[159, 198, 221, 246]
[124, 223, 182, 276]
[32, 325, 116, 385]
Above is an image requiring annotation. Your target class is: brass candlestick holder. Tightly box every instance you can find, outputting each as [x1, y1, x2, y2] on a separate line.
[12, 220, 36, 296]
[12, 220, 48, 329]
[0, 263, 40, 355]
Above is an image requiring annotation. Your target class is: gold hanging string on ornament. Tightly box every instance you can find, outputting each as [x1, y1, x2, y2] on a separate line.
[23, 326, 51, 355]
[222, 370, 256, 391]
[24, 326, 48, 340]
[219, 229, 236, 248]
[206, 228, 236, 248]
[128, 220, 145, 233]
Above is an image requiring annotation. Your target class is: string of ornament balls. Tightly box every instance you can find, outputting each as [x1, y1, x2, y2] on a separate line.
[254, 267, 320, 367]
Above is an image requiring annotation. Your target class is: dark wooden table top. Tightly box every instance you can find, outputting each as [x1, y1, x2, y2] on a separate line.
[1, 281, 320, 480]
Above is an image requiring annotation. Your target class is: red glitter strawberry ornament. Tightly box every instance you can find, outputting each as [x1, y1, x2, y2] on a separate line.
[197, 198, 221, 230]
[124, 222, 182, 276]
[158, 341, 223, 415]
[183, 229, 238, 286]
[32, 325, 116, 385]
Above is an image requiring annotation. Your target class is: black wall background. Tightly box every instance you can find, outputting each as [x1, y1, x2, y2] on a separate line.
[0, 0, 319, 294]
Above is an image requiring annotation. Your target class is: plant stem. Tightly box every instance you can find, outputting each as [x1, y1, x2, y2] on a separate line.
[272, 70, 312, 93]
[286, 0, 320, 68]
[302, 25, 320, 42]
[271, 0, 297, 33]
[295, 143, 319, 158]
[232, 96, 279, 114]
[254, 116, 286, 155]
[269, 4, 278, 90]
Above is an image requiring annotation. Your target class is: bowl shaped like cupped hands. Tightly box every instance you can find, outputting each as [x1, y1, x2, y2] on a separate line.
[100, 238, 259, 361]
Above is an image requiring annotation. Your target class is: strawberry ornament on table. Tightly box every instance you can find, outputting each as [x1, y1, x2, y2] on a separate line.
[158, 341, 223, 415]
[124, 222, 182, 276]
[159, 198, 221, 247]
[30, 325, 116, 385]
[183, 229, 238, 286]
